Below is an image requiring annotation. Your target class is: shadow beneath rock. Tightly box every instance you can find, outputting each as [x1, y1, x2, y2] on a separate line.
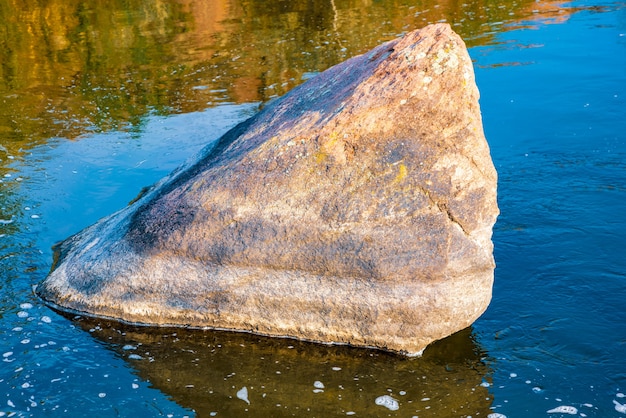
[69, 315, 494, 417]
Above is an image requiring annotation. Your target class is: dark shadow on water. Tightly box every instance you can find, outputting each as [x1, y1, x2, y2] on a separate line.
[70, 315, 493, 417]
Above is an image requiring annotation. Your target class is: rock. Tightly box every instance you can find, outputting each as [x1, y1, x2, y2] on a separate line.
[37, 23, 498, 356]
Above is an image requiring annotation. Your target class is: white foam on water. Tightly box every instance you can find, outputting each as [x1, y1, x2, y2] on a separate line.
[480, 381, 491, 387]
[346, 412, 355, 415]
[487, 413, 507, 418]
[132, 383, 139, 389]
[2, 352, 12, 358]
[98, 393, 106, 398]
[332, 367, 342, 371]
[618, 393, 626, 398]
[128, 354, 143, 360]
[19, 303, 33, 310]
[122, 345, 137, 350]
[17, 311, 28, 318]
[314, 381, 325, 389]
[547, 405, 577, 414]
[237, 386, 250, 404]
[614, 400, 626, 414]
[40, 316, 51, 323]
[375, 395, 399, 411]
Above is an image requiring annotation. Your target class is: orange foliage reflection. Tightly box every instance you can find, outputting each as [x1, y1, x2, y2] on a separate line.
[0, 0, 581, 151]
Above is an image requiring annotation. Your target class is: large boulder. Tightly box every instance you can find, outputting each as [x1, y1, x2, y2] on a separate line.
[37, 23, 498, 356]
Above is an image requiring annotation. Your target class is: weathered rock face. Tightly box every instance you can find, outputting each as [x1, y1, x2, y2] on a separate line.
[37, 23, 498, 356]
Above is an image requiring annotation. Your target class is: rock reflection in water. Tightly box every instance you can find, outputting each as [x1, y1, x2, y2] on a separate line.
[74, 317, 493, 417]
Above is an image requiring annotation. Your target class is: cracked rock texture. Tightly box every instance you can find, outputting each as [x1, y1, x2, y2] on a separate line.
[37, 23, 498, 356]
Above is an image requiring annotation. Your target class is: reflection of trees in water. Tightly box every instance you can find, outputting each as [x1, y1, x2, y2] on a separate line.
[0, 0, 576, 153]
[74, 315, 493, 417]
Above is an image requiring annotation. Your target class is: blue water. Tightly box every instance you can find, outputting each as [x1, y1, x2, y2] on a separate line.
[1, 0, 625, 417]
[475, 2, 626, 415]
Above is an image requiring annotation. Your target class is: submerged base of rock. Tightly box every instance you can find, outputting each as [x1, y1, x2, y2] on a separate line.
[37, 23, 498, 356]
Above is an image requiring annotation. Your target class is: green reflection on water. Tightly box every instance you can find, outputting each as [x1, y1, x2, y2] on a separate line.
[0, 0, 574, 153]
[77, 317, 492, 417]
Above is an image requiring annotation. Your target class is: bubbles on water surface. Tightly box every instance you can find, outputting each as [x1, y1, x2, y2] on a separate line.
[547, 405, 578, 414]
[375, 395, 399, 411]
[237, 386, 250, 404]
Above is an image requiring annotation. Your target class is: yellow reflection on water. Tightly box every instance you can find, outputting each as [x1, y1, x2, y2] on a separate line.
[0, 0, 577, 151]
[78, 317, 493, 417]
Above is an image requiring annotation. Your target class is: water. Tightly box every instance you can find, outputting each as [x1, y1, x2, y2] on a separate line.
[1, 0, 625, 416]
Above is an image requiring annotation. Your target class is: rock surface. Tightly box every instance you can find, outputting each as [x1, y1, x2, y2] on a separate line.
[37, 23, 498, 356]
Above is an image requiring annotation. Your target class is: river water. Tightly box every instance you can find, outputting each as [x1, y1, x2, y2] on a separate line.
[0, 0, 625, 416]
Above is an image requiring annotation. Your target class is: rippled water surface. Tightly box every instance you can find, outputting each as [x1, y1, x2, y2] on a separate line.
[1, 0, 625, 416]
